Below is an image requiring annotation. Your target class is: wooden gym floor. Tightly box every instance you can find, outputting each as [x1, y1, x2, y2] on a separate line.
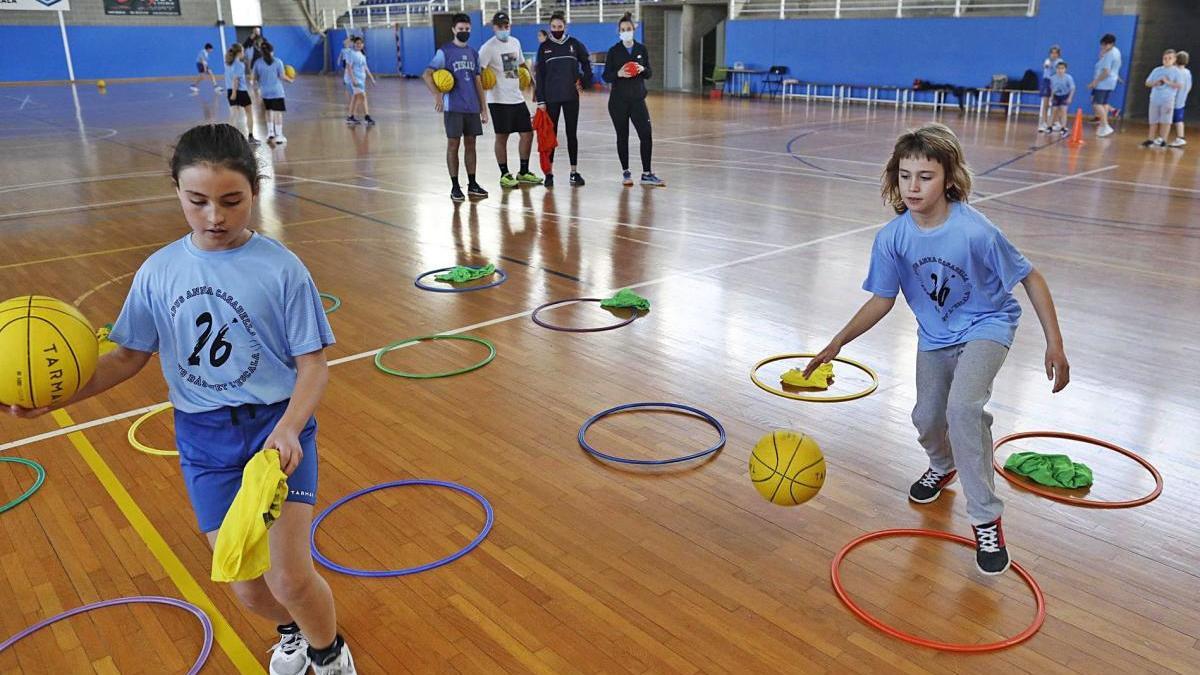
[1, 77, 1198, 674]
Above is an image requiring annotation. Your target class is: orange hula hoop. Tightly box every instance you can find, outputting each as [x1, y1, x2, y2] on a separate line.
[993, 431, 1163, 508]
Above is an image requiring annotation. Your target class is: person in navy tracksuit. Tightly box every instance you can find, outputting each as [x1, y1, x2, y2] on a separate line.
[534, 11, 592, 187]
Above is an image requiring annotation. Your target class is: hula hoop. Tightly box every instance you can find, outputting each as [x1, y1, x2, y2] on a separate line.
[0, 595, 214, 674]
[414, 266, 508, 293]
[374, 335, 496, 379]
[831, 528, 1045, 653]
[310, 479, 494, 577]
[531, 298, 640, 333]
[127, 404, 179, 457]
[993, 431, 1163, 508]
[320, 292, 341, 314]
[577, 402, 727, 465]
[751, 353, 879, 403]
[0, 457, 46, 515]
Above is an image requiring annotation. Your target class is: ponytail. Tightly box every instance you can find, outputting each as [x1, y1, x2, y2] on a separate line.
[225, 43, 243, 66]
[261, 41, 275, 66]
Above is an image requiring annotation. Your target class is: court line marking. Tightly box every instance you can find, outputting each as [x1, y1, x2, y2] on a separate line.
[51, 409, 265, 674]
[0, 162, 1116, 451]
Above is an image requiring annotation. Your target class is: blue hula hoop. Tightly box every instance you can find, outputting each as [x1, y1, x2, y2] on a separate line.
[310, 479, 494, 577]
[577, 402, 727, 465]
[414, 266, 508, 293]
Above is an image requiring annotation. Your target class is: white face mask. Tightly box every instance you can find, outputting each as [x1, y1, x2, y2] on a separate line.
[620, 31, 634, 45]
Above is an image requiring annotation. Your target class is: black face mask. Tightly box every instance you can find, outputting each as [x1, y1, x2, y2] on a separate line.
[551, 30, 565, 40]
[456, 31, 470, 43]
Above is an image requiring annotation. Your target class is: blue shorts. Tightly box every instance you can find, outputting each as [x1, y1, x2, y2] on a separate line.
[1092, 89, 1112, 105]
[345, 79, 364, 96]
[175, 400, 319, 533]
[1173, 107, 1185, 123]
[1052, 94, 1070, 107]
[196, 63, 208, 74]
[1039, 78, 1051, 97]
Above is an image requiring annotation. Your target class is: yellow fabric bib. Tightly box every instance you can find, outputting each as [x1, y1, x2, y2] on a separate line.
[211, 449, 288, 583]
[781, 363, 835, 390]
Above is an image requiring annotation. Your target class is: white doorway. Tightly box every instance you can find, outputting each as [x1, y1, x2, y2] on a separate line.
[664, 9, 683, 90]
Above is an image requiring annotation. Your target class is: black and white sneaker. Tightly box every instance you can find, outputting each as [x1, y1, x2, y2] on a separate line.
[268, 625, 310, 675]
[908, 468, 957, 503]
[450, 185, 465, 202]
[569, 171, 585, 186]
[467, 182, 489, 199]
[971, 518, 1011, 575]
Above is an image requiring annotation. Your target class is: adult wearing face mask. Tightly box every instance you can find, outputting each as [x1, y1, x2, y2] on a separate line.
[535, 11, 592, 187]
[602, 13, 664, 187]
[479, 12, 542, 188]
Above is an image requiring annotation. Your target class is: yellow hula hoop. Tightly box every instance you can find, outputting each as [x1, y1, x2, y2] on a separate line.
[127, 403, 179, 457]
[751, 353, 880, 403]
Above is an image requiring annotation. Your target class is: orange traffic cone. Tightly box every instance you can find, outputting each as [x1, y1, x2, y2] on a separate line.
[1067, 108, 1085, 146]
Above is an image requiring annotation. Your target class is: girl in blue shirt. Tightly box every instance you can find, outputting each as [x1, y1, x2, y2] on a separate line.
[804, 124, 1070, 576]
[224, 44, 258, 144]
[7, 124, 356, 674]
[252, 42, 295, 145]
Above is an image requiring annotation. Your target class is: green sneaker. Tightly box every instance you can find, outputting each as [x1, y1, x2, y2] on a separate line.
[499, 173, 519, 189]
[516, 171, 543, 185]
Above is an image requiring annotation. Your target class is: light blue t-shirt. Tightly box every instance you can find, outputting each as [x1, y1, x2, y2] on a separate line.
[1094, 46, 1121, 90]
[1175, 67, 1192, 108]
[1050, 72, 1075, 97]
[1147, 65, 1181, 106]
[344, 50, 367, 86]
[339, 46, 352, 70]
[863, 202, 1032, 351]
[225, 60, 247, 92]
[253, 58, 286, 99]
[429, 43, 481, 114]
[197, 48, 209, 66]
[110, 233, 335, 413]
[1041, 56, 1062, 80]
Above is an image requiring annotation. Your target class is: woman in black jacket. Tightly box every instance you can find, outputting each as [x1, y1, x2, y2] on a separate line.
[535, 11, 592, 187]
[602, 13, 663, 187]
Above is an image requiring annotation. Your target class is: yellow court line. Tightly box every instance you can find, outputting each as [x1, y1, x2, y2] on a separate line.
[51, 409, 266, 675]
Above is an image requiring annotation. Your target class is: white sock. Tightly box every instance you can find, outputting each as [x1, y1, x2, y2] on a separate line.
[275, 119, 283, 136]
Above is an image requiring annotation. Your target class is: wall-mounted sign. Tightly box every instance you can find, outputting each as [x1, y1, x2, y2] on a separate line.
[103, 0, 179, 16]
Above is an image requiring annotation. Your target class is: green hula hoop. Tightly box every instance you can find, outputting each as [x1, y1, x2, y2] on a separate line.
[374, 335, 496, 379]
[320, 293, 341, 315]
[0, 457, 46, 515]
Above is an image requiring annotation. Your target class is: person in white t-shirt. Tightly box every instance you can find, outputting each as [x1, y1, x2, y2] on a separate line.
[479, 12, 542, 188]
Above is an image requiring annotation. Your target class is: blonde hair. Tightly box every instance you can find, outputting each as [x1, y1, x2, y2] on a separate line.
[881, 123, 973, 214]
[1177, 50, 1190, 67]
[225, 43, 243, 66]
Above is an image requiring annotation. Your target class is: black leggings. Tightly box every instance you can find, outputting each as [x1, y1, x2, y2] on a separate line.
[608, 97, 652, 173]
[546, 99, 580, 168]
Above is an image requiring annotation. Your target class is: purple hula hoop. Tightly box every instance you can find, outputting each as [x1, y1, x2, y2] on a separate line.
[531, 298, 640, 333]
[0, 596, 213, 674]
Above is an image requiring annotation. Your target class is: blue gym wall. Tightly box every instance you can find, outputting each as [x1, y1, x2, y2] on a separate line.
[0, 24, 321, 81]
[727, 0, 1137, 112]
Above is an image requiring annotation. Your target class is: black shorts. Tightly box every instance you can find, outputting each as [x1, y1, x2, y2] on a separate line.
[196, 63, 208, 74]
[444, 111, 483, 138]
[263, 97, 286, 111]
[488, 102, 533, 135]
[1052, 94, 1069, 107]
[1092, 89, 1112, 105]
[228, 90, 252, 107]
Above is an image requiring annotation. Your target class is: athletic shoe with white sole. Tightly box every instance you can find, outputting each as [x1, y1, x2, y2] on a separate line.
[640, 173, 666, 187]
[1169, 137, 1187, 147]
[972, 518, 1011, 576]
[310, 637, 357, 675]
[1097, 125, 1115, 137]
[908, 468, 957, 503]
[622, 170, 633, 186]
[268, 628, 310, 675]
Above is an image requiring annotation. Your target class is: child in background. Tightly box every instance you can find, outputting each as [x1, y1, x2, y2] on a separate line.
[252, 41, 294, 145]
[338, 37, 354, 112]
[191, 43, 220, 93]
[1037, 45, 1063, 133]
[1170, 50, 1191, 147]
[224, 44, 257, 144]
[423, 12, 490, 201]
[343, 36, 376, 126]
[803, 123, 1069, 576]
[1143, 49, 1181, 148]
[1048, 61, 1075, 134]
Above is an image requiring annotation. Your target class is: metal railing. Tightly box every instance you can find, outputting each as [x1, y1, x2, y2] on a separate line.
[734, 0, 1036, 20]
[332, 0, 646, 27]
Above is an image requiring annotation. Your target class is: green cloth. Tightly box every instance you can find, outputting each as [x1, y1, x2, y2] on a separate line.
[600, 289, 650, 312]
[434, 264, 496, 284]
[1003, 451, 1093, 489]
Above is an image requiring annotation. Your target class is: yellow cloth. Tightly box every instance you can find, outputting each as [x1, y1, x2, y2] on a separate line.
[211, 449, 288, 583]
[781, 363, 834, 390]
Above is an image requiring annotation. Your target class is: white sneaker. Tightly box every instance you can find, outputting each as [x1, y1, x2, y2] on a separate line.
[1037, 124, 1048, 133]
[189, 85, 199, 92]
[1051, 123, 1063, 132]
[268, 632, 311, 675]
[275, 135, 287, 144]
[1154, 138, 1166, 147]
[311, 641, 356, 674]
[1097, 125, 1115, 137]
[1169, 137, 1187, 147]
[214, 85, 224, 92]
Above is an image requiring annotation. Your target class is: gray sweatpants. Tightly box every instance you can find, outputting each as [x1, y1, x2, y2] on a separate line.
[912, 340, 1009, 525]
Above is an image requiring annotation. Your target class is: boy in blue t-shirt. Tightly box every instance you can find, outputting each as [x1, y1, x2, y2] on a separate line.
[803, 124, 1069, 576]
[1143, 49, 1182, 148]
[1170, 50, 1191, 147]
[1037, 44, 1062, 132]
[190, 43, 220, 93]
[1088, 33, 1121, 137]
[1047, 61, 1075, 134]
[422, 13, 490, 202]
[342, 36, 376, 126]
